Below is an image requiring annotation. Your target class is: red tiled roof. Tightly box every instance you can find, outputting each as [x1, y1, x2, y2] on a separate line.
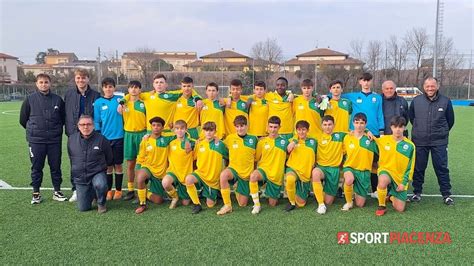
[0, 53, 18, 59]
[296, 48, 348, 57]
[21, 64, 54, 69]
[123, 52, 197, 60]
[285, 57, 364, 66]
[200, 50, 249, 59]
[184, 58, 277, 67]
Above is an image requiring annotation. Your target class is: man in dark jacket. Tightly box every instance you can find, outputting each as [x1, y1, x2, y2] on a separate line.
[408, 77, 455, 205]
[382, 80, 409, 136]
[64, 69, 100, 201]
[19, 73, 67, 204]
[68, 115, 112, 213]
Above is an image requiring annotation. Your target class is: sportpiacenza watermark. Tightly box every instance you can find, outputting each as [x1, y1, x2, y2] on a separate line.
[337, 232, 452, 244]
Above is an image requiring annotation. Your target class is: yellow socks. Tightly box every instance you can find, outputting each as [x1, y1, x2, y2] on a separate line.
[249, 181, 260, 206]
[344, 183, 353, 204]
[137, 188, 147, 205]
[186, 184, 200, 205]
[127, 182, 134, 192]
[312, 181, 324, 205]
[221, 187, 231, 207]
[285, 174, 296, 205]
[377, 187, 387, 207]
[167, 188, 178, 199]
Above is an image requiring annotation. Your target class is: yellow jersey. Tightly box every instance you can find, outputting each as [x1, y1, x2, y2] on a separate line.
[194, 139, 228, 189]
[248, 95, 269, 137]
[265, 92, 294, 135]
[316, 132, 347, 167]
[343, 134, 378, 171]
[123, 99, 146, 132]
[174, 95, 202, 129]
[167, 137, 195, 184]
[286, 138, 317, 182]
[256, 136, 289, 185]
[324, 98, 352, 133]
[136, 135, 175, 179]
[200, 99, 225, 139]
[292, 96, 323, 139]
[138, 91, 181, 131]
[224, 133, 258, 180]
[224, 96, 249, 136]
[375, 136, 415, 187]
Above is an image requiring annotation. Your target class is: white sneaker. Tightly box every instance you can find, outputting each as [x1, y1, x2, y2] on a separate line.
[169, 197, 179, 209]
[52, 191, 68, 202]
[69, 191, 77, 202]
[251, 205, 261, 215]
[341, 202, 353, 211]
[370, 191, 378, 199]
[316, 204, 327, 214]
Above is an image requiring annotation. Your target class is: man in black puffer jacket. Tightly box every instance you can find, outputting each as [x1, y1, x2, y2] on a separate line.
[381, 80, 409, 136]
[68, 115, 112, 213]
[64, 69, 100, 201]
[408, 77, 455, 205]
[20, 73, 67, 204]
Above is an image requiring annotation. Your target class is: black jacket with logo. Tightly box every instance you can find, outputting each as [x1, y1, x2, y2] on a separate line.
[409, 92, 455, 146]
[64, 86, 100, 137]
[382, 93, 409, 136]
[19, 91, 65, 144]
[67, 131, 112, 185]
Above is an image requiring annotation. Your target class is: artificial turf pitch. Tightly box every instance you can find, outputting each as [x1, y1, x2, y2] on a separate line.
[0, 101, 473, 264]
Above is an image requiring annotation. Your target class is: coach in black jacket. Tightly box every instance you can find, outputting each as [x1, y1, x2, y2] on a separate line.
[64, 69, 100, 198]
[408, 77, 455, 205]
[382, 80, 409, 136]
[19, 73, 67, 204]
[68, 115, 112, 213]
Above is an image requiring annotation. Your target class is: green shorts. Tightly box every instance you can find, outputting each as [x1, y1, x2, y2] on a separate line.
[187, 127, 200, 140]
[319, 166, 340, 196]
[191, 172, 219, 201]
[167, 172, 190, 200]
[279, 133, 294, 140]
[343, 167, 370, 198]
[228, 167, 250, 197]
[285, 167, 311, 200]
[257, 168, 281, 199]
[137, 166, 166, 197]
[379, 170, 407, 201]
[124, 131, 146, 160]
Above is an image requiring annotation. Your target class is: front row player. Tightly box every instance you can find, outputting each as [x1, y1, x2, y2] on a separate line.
[374, 116, 415, 216]
[249, 116, 290, 215]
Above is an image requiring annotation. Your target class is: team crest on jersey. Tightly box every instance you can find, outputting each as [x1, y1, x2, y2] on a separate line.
[372, 97, 377, 103]
[140, 103, 144, 108]
[280, 140, 286, 145]
[365, 140, 370, 146]
[349, 143, 355, 149]
[334, 133, 340, 139]
[150, 95, 156, 100]
[232, 143, 239, 149]
[249, 139, 254, 144]
[163, 94, 169, 99]
[310, 139, 314, 145]
[160, 139, 165, 144]
[298, 104, 304, 110]
[322, 139, 328, 145]
[403, 144, 409, 150]
[264, 143, 270, 149]
[385, 145, 391, 151]
[241, 103, 246, 108]
[117, 98, 122, 103]
[199, 146, 205, 152]
[101, 105, 108, 110]
[146, 145, 153, 151]
[343, 101, 347, 106]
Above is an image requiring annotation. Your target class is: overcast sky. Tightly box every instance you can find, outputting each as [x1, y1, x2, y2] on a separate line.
[1, 0, 472, 64]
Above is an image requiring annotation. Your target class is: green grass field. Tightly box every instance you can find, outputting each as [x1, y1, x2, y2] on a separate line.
[1, 101, 473, 264]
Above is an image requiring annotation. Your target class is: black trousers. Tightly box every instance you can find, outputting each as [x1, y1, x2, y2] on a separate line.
[412, 145, 451, 197]
[29, 142, 62, 192]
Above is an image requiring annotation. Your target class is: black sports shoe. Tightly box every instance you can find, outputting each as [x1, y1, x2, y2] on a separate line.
[284, 203, 296, 212]
[443, 196, 454, 206]
[123, 191, 135, 201]
[53, 191, 68, 202]
[408, 194, 421, 203]
[336, 187, 344, 198]
[192, 204, 202, 214]
[31, 192, 42, 204]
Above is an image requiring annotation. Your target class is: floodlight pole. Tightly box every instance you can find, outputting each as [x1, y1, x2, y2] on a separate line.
[433, 0, 440, 78]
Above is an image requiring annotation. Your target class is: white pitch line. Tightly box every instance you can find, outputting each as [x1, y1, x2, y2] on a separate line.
[1, 110, 19, 115]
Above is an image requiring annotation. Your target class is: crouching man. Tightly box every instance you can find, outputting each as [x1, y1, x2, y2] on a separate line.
[68, 115, 112, 213]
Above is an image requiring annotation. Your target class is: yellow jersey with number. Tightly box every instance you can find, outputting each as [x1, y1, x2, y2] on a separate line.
[316, 132, 346, 167]
[123, 99, 146, 132]
[292, 96, 323, 139]
[248, 95, 269, 137]
[265, 92, 294, 135]
[224, 133, 258, 180]
[286, 138, 317, 182]
[167, 137, 195, 184]
[343, 134, 378, 171]
[136, 135, 175, 178]
[375, 136, 415, 187]
[256, 136, 289, 185]
[194, 139, 228, 189]
[200, 99, 225, 139]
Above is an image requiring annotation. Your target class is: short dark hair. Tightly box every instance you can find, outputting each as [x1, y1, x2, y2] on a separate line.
[174, 119, 187, 129]
[359, 72, 373, 81]
[181, 76, 193, 84]
[230, 79, 242, 87]
[390, 116, 407, 127]
[296, 120, 310, 130]
[301, 79, 313, 87]
[128, 80, 142, 89]
[206, 82, 219, 91]
[153, 74, 167, 81]
[321, 115, 335, 124]
[353, 112, 367, 123]
[101, 77, 116, 88]
[202, 121, 217, 131]
[78, 114, 93, 122]
[234, 115, 248, 126]
[276, 77, 288, 84]
[268, 116, 281, 125]
[254, 80, 266, 89]
[329, 80, 343, 88]
[149, 116, 165, 126]
[36, 73, 51, 81]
